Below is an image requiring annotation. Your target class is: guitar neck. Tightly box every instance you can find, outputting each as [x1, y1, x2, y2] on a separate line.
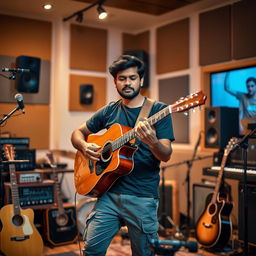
[9, 163, 21, 215]
[211, 154, 228, 203]
[112, 106, 170, 150]
[52, 166, 65, 214]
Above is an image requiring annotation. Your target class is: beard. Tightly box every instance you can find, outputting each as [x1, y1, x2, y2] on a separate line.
[117, 85, 141, 99]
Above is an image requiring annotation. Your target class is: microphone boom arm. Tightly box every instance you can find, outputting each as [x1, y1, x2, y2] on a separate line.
[0, 105, 21, 125]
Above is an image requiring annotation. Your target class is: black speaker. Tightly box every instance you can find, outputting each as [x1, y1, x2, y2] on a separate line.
[238, 183, 256, 245]
[15, 55, 41, 93]
[123, 50, 150, 87]
[80, 84, 94, 104]
[192, 183, 215, 226]
[204, 107, 239, 149]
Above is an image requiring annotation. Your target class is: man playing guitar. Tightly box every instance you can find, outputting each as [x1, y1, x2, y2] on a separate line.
[71, 55, 175, 256]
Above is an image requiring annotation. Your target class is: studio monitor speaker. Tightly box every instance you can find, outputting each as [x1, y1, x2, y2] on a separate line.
[16, 55, 41, 93]
[204, 107, 239, 149]
[80, 84, 94, 104]
[123, 50, 150, 88]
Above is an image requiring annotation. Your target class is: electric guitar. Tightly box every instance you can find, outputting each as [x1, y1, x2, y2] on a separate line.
[0, 144, 43, 256]
[44, 152, 78, 246]
[74, 91, 207, 196]
[195, 137, 238, 248]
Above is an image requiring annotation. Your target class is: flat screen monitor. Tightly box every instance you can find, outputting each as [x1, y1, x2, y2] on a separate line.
[210, 65, 256, 134]
[210, 65, 256, 108]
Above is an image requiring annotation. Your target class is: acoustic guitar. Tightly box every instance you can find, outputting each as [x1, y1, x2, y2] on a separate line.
[195, 137, 238, 249]
[0, 144, 43, 256]
[74, 91, 207, 196]
[44, 152, 78, 246]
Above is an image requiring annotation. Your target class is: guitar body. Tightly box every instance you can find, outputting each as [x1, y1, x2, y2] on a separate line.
[195, 193, 233, 248]
[74, 123, 137, 196]
[0, 204, 43, 256]
[44, 204, 78, 246]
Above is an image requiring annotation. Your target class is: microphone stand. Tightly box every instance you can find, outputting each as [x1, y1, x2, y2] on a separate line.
[183, 132, 201, 238]
[231, 126, 256, 256]
[0, 106, 21, 126]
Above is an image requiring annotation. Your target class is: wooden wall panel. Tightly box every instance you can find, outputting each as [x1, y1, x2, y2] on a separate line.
[232, 0, 256, 60]
[122, 31, 150, 53]
[0, 14, 51, 60]
[122, 31, 150, 93]
[199, 6, 231, 66]
[0, 15, 51, 150]
[69, 74, 106, 111]
[156, 18, 189, 74]
[0, 104, 50, 149]
[70, 25, 107, 72]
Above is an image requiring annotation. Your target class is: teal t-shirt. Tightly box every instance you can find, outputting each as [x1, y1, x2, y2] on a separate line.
[86, 98, 175, 198]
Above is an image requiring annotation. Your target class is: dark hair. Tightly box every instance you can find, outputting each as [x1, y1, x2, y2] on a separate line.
[246, 77, 256, 85]
[109, 55, 145, 79]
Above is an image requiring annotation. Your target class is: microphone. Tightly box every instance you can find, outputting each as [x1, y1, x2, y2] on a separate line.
[2, 68, 30, 73]
[150, 239, 198, 253]
[15, 94, 25, 114]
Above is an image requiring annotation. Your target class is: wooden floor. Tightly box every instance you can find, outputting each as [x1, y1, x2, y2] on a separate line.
[42, 234, 244, 256]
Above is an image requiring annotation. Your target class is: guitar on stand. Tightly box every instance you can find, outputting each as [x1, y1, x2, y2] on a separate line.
[195, 137, 238, 249]
[44, 152, 78, 246]
[0, 144, 43, 256]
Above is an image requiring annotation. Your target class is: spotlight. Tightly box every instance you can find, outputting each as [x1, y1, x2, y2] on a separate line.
[43, 4, 52, 10]
[76, 12, 84, 23]
[97, 5, 107, 19]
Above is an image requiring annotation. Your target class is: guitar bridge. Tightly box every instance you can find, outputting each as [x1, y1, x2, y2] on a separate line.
[11, 235, 30, 241]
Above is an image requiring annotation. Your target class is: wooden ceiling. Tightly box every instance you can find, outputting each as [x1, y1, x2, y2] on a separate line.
[74, 0, 203, 15]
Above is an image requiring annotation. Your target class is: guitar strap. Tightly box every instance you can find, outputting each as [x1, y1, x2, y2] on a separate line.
[135, 97, 155, 127]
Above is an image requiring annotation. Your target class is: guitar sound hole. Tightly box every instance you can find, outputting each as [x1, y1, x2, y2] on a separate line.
[56, 213, 68, 226]
[209, 204, 216, 215]
[101, 142, 113, 161]
[12, 214, 23, 226]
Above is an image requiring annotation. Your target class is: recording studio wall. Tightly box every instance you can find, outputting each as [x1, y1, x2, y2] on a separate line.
[0, 14, 51, 149]
[156, 18, 189, 74]
[199, 0, 256, 66]
[69, 25, 107, 111]
[159, 75, 189, 143]
[122, 31, 150, 95]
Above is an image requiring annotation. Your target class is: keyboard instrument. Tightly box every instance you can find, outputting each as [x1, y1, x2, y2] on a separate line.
[203, 166, 256, 182]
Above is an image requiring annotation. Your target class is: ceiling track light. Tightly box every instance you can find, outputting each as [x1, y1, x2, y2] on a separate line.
[97, 5, 108, 20]
[63, 0, 108, 23]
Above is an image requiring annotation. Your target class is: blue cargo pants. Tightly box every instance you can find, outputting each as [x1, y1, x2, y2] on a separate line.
[82, 192, 159, 256]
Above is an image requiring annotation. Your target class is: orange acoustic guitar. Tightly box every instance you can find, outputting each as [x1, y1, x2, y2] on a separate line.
[195, 137, 238, 249]
[74, 91, 207, 196]
[0, 144, 43, 256]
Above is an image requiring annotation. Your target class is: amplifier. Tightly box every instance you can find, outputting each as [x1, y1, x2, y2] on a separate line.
[4, 181, 56, 209]
[0, 148, 36, 171]
[16, 171, 43, 184]
[0, 137, 29, 149]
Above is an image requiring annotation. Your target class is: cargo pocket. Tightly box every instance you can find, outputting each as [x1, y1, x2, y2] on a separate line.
[82, 210, 96, 241]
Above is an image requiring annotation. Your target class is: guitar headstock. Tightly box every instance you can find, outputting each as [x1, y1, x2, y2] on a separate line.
[224, 137, 239, 156]
[3, 144, 15, 161]
[170, 91, 207, 113]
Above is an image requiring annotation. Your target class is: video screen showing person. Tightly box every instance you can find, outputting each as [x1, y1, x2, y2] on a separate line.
[210, 66, 256, 134]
